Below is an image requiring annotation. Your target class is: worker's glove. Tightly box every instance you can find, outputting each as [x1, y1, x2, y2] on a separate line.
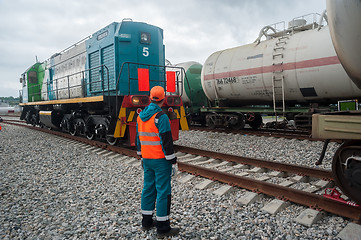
[171, 164, 177, 177]
[141, 158, 144, 169]
[169, 157, 177, 165]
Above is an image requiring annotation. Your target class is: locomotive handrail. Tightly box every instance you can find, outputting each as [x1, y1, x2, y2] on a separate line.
[115, 61, 188, 120]
[50, 37, 90, 60]
[23, 64, 110, 104]
[116, 61, 187, 95]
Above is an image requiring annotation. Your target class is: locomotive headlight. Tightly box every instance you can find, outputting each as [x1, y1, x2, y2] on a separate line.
[132, 96, 141, 105]
[140, 32, 151, 44]
[132, 96, 150, 106]
[166, 96, 181, 106]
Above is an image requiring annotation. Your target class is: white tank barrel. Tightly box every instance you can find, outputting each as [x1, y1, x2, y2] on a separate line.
[201, 14, 361, 105]
[326, 0, 361, 89]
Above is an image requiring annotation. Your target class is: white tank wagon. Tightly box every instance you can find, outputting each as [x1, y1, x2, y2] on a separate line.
[201, 13, 361, 128]
[0, 106, 21, 115]
[202, 13, 361, 104]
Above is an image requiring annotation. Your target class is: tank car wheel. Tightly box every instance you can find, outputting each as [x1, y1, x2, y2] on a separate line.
[246, 112, 255, 122]
[231, 114, 245, 130]
[332, 140, 361, 204]
[106, 136, 118, 146]
[206, 115, 216, 129]
[249, 113, 263, 130]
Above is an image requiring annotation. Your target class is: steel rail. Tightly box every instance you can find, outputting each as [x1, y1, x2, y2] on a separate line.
[2, 121, 139, 157]
[174, 145, 333, 180]
[189, 126, 313, 140]
[177, 162, 361, 222]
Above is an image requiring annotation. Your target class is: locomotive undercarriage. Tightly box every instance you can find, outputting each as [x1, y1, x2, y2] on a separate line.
[21, 102, 120, 146]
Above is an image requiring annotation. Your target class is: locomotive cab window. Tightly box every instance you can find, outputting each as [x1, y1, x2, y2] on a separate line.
[28, 71, 37, 84]
[140, 32, 151, 44]
[21, 74, 26, 87]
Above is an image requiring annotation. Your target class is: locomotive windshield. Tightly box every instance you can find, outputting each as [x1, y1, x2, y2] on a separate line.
[28, 71, 37, 84]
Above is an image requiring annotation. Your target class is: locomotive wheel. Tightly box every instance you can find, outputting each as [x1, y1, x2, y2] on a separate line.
[69, 122, 77, 136]
[332, 140, 361, 204]
[106, 136, 118, 146]
[30, 113, 38, 127]
[86, 131, 95, 140]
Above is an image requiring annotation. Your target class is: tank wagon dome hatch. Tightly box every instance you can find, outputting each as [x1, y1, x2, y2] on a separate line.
[254, 12, 328, 43]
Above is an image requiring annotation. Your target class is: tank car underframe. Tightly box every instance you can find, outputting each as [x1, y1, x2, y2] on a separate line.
[198, 102, 341, 130]
[200, 105, 310, 130]
[332, 140, 361, 204]
[204, 110, 263, 130]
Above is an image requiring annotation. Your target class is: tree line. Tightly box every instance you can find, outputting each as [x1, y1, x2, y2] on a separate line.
[0, 97, 20, 106]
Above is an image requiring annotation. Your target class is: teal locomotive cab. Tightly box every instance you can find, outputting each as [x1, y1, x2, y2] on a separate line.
[85, 19, 165, 97]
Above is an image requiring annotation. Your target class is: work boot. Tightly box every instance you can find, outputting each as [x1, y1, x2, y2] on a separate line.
[141, 214, 155, 231]
[156, 220, 180, 238]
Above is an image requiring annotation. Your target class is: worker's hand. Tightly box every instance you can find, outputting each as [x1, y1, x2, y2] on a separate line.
[141, 158, 144, 169]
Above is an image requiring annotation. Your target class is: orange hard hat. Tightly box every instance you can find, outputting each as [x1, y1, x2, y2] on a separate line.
[150, 86, 165, 101]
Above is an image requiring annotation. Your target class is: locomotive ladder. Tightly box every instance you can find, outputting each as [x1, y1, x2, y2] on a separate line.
[272, 36, 288, 120]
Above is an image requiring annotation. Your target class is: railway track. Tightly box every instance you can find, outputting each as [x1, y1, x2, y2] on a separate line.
[2, 119, 361, 224]
[189, 125, 315, 141]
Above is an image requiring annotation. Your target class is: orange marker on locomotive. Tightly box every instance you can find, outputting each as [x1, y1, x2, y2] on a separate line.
[19, 20, 188, 145]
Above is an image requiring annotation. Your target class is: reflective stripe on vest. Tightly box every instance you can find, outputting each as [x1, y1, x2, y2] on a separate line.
[137, 112, 165, 159]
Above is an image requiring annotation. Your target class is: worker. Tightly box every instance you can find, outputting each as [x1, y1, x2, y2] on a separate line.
[136, 86, 180, 238]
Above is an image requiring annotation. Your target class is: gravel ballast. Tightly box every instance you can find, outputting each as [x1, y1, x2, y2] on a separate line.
[0, 124, 349, 239]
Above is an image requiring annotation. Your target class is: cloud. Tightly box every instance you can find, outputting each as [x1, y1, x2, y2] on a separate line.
[0, 0, 326, 97]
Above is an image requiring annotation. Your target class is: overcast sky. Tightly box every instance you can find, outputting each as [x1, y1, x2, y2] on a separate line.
[0, 0, 326, 97]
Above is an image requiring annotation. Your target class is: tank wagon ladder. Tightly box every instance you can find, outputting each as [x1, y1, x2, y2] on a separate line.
[272, 36, 288, 120]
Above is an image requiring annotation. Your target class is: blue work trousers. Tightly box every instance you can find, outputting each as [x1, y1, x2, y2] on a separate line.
[141, 158, 172, 220]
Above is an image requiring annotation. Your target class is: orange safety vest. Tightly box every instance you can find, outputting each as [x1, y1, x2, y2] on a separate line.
[137, 112, 165, 159]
